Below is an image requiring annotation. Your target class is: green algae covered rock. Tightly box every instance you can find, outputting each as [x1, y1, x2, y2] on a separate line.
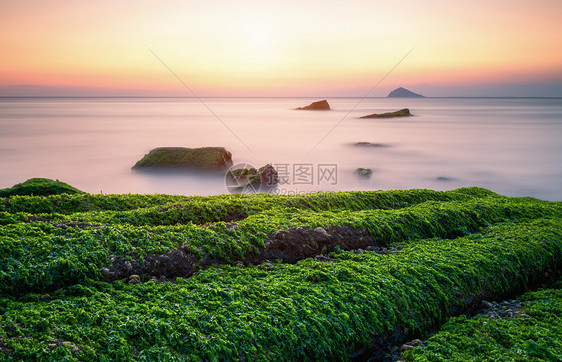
[132, 147, 233, 171]
[0, 178, 84, 197]
[360, 108, 412, 118]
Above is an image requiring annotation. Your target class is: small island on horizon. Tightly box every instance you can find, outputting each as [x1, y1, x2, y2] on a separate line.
[387, 87, 425, 98]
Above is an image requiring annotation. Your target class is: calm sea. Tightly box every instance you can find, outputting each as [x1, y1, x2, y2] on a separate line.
[0, 97, 561, 200]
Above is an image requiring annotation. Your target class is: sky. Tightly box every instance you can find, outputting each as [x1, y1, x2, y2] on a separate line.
[1, 0, 562, 97]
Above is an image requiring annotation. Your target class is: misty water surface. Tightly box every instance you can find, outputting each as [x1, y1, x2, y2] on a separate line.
[0, 97, 560, 200]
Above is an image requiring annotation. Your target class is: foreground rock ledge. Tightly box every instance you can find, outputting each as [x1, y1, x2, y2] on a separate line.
[132, 147, 233, 171]
[296, 100, 331, 110]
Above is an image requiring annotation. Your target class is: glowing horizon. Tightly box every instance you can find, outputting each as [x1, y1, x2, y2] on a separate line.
[2, 0, 562, 97]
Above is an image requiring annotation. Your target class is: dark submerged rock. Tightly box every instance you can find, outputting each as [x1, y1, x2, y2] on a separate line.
[354, 168, 373, 178]
[353, 142, 390, 148]
[296, 100, 331, 110]
[132, 147, 233, 171]
[360, 108, 412, 119]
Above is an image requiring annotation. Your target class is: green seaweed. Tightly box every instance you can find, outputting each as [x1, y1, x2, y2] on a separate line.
[405, 281, 562, 361]
[0, 185, 561, 360]
[0, 178, 84, 197]
[132, 147, 233, 170]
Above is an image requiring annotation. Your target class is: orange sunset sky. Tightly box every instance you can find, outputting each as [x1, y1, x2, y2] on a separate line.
[1, 0, 562, 97]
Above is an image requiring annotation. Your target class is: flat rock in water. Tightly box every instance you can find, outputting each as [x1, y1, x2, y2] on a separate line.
[360, 108, 412, 119]
[296, 100, 330, 110]
[353, 142, 389, 148]
[132, 147, 233, 171]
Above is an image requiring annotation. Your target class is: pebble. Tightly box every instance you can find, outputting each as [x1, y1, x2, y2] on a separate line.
[410, 339, 424, 347]
[399, 344, 415, 352]
[314, 226, 328, 235]
[62, 341, 79, 352]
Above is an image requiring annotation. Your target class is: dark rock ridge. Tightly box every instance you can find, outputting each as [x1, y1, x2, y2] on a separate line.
[387, 87, 424, 98]
[296, 100, 331, 110]
[353, 142, 390, 148]
[132, 147, 233, 171]
[263, 226, 375, 264]
[101, 225, 377, 281]
[360, 108, 412, 119]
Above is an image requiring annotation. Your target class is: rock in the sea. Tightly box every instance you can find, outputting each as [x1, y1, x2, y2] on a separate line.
[353, 142, 389, 148]
[296, 100, 330, 110]
[360, 108, 412, 119]
[132, 147, 233, 171]
[259, 164, 279, 187]
[387, 87, 424, 98]
[226, 164, 279, 191]
[354, 168, 373, 178]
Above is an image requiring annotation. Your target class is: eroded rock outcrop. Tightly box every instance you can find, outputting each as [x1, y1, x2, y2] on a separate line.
[296, 100, 331, 110]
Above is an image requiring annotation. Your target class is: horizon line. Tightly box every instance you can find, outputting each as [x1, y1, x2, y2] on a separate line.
[2, 96, 562, 99]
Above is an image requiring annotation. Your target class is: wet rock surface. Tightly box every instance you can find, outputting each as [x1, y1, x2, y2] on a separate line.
[263, 225, 376, 263]
[478, 299, 528, 319]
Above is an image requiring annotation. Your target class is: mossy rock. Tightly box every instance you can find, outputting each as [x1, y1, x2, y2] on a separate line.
[360, 108, 412, 118]
[132, 147, 233, 171]
[0, 178, 84, 197]
[226, 164, 279, 191]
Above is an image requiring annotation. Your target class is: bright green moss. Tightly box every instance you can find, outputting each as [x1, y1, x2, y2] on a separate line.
[0, 219, 560, 360]
[0, 186, 561, 360]
[405, 282, 562, 361]
[0, 178, 84, 197]
[0, 188, 560, 295]
[131, 147, 233, 170]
